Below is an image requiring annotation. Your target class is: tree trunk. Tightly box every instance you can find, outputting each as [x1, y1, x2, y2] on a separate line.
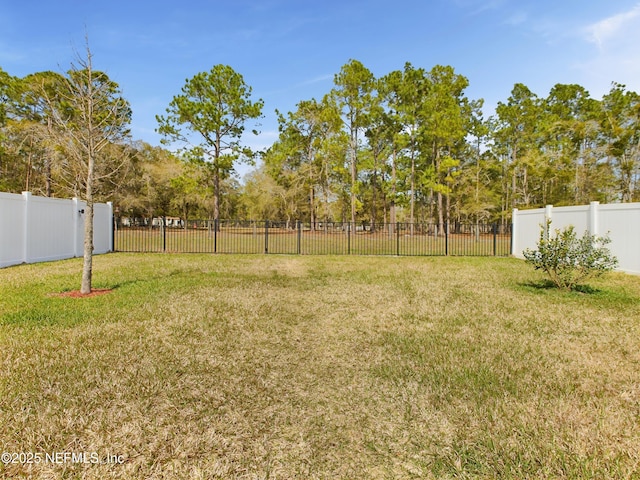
[435, 148, 444, 237]
[45, 156, 52, 197]
[81, 151, 95, 295]
[310, 185, 316, 231]
[46, 117, 53, 197]
[511, 146, 518, 208]
[350, 130, 357, 228]
[389, 148, 397, 236]
[371, 152, 377, 233]
[437, 191, 444, 237]
[25, 150, 32, 192]
[213, 167, 220, 230]
[81, 201, 94, 294]
[410, 151, 415, 236]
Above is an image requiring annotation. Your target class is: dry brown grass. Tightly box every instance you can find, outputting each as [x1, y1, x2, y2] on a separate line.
[1, 254, 639, 478]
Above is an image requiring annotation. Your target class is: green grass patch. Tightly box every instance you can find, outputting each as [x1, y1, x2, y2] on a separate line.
[1, 254, 639, 478]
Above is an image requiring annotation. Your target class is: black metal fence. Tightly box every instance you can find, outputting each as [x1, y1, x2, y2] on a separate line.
[114, 219, 512, 256]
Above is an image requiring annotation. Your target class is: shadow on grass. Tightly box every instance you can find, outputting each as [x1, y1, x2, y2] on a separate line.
[105, 267, 207, 291]
[519, 280, 601, 294]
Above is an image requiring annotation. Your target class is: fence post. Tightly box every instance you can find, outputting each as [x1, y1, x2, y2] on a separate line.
[297, 220, 301, 255]
[445, 221, 449, 256]
[22, 192, 31, 263]
[492, 223, 497, 256]
[214, 219, 218, 253]
[511, 209, 518, 256]
[347, 222, 351, 255]
[396, 222, 400, 256]
[163, 216, 167, 252]
[265, 220, 269, 254]
[589, 201, 600, 236]
[108, 202, 114, 253]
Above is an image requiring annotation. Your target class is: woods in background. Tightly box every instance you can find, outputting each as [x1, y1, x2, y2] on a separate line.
[1, 59, 638, 227]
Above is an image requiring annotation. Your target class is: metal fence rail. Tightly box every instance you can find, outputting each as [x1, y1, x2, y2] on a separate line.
[114, 219, 512, 256]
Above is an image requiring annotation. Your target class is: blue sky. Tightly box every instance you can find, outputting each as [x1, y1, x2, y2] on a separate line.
[2, 0, 640, 173]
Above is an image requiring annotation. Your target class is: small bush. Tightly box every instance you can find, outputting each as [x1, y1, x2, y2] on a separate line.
[523, 221, 618, 290]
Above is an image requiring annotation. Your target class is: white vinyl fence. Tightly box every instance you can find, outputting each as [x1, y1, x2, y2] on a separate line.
[512, 201, 640, 275]
[0, 191, 113, 268]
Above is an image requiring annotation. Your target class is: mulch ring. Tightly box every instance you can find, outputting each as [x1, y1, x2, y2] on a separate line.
[54, 288, 113, 298]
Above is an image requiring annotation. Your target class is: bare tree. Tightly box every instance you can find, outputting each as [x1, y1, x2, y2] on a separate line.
[44, 39, 131, 293]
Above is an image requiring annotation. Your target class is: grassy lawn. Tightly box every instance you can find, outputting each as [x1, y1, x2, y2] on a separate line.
[1, 253, 639, 479]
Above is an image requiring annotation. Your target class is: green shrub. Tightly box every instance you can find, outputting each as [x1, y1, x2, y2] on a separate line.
[523, 221, 618, 290]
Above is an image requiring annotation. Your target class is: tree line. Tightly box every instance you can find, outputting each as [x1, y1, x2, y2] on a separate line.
[2, 59, 639, 231]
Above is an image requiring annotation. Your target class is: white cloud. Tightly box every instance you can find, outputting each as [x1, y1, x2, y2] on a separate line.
[260, 74, 333, 98]
[575, 3, 640, 97]
[504, 11, 528, 26]
[452, 0, 506, 16]
[296, 74, 333, 87]
[584, 3, 640, 49]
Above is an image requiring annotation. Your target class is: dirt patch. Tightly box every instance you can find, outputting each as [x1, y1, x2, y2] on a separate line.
[55, 288, 113, 298]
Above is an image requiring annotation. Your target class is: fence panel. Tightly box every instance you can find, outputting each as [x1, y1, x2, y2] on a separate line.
[0, 192, 26, 267]
[595, 203, 640, 275]
[512, 202, 640, 274]
[114, 219, 512, 257]
[27, 194, 77, 263]
[300, 222, 349, 255]
[0, 192, 112, 268]
[218, 220, 265, 254]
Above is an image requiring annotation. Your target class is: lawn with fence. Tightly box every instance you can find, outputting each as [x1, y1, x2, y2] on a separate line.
[1, 254, 639, 479]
